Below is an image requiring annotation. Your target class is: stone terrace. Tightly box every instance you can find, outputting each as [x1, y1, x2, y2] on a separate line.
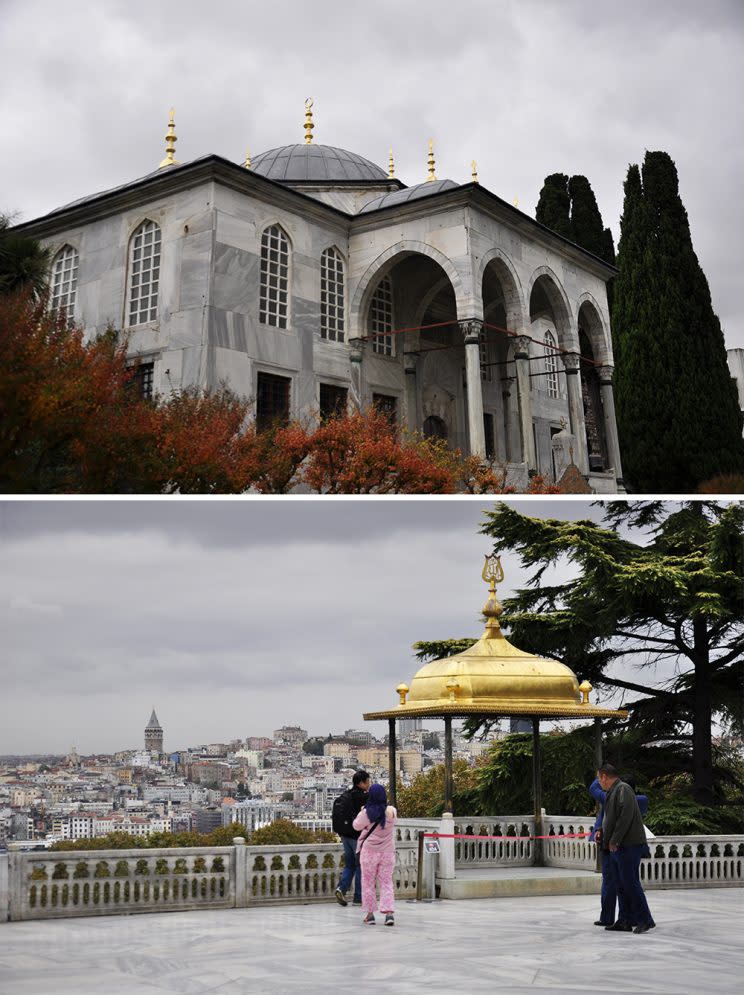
[2, 888, 742, 994]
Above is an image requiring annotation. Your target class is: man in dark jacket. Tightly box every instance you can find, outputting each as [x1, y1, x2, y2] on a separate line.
[598, 763, 655, 934]
[333, 769, 370, 907]
[589, 775, 649, 927]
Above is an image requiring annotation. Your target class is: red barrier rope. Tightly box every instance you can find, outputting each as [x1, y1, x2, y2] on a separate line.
[423, 832, 591, 841]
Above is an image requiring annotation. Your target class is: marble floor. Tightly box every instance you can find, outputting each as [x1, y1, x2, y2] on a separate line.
[1, 888, 742, 995]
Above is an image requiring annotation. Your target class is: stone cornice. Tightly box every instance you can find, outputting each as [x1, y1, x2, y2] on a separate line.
[11, 156, 353, 239]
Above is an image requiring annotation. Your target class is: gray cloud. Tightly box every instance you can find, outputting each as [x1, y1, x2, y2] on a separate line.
[1, 497, 611, 753]
[1, 1, 742, 345]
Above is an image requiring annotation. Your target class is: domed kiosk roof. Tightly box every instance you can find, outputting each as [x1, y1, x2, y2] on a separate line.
[364, 557, 626, 721]
[251, 144, 388, 182]
[360, 179, 459, 212]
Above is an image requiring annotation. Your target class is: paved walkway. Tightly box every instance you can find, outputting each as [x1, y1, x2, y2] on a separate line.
[2, 889, 742, 994]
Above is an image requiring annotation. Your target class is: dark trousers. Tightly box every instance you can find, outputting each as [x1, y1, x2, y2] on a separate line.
[338, 836, 361, 901]
[610, 844, 654, 927]
[599, 849, 617, 924]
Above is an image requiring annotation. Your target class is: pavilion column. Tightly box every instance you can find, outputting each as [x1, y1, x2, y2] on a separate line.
[501, 377, 515, 462]
[562, 352, 589, 475]
[532, 718, 544, 867]
[443, 716, 453, 813]
[348, 337, 366, 413]
[598, 365, 624, 486]
[514, 335, 536, 470]
[460, 319, 486, 458]
[404, 351, 420, 433]
[387, 719, 397, 807]
[594, 718, 603, 771]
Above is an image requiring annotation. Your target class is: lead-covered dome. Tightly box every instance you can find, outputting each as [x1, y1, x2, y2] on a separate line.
[252, 144, 388, 182]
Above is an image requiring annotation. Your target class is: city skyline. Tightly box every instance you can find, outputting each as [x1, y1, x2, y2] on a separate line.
[2, 499, 619, 754]
[1, 1, 743, 348]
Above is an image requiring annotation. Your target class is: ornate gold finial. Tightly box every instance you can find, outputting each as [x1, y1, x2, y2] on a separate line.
[482, 554, 505, 636]
[513, 196, 519, 208]
[388, 148, 395, 179]
[471, 160, 478, 183]
[427, 139, 436, 182]
[159, 108, 179, 169]
[245, 148, 251, 170]
[304, 97, 314, 145]
[396, 683, 409, 706]
[579, 680, 592, 705]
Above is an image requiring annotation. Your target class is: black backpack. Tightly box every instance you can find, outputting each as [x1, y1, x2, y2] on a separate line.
[332, 789, 356, 836]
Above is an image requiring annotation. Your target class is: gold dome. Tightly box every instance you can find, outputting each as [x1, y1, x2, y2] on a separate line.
[364, 556, 626, 721]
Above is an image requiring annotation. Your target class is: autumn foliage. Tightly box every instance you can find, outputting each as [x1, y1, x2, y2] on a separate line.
[0, 293, 558, 494]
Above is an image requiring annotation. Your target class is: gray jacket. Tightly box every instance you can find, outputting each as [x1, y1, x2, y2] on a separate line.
[602, 779, 647, 847]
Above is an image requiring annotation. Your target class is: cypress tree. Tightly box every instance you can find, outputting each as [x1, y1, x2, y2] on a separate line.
[613, 151, 744, 492]
[567, 175, 615, 264]
[535, 173, 572, 239]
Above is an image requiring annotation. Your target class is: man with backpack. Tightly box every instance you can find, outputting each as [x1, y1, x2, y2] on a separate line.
[333, 770, 371, 907]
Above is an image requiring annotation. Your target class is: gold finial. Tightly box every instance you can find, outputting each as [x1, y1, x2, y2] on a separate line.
[513, 196, 519, 208]
[482, 554, 505, 636]
[159, 108, 179, 169]
[471, 160, 478, 183]
[304, 97, 314, 145]
[396, 683, 409, 706]
[579, 680, 592, 705]
[245, 148, 251, 170]
[388, 148, 395, 179]
[427, 139, 436, 182]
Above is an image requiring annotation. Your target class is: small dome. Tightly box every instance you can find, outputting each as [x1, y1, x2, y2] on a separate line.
[252, 144, 388, 182]
[360, 179, 459, 213]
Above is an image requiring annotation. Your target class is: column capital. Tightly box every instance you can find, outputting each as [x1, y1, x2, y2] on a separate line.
[459, 318, 483, 344]
[348, 337, 365, 364]
[514, 334, 531, 359]
[598, 364, 614, 384]
[562, 351, 581, 374]
[403, 350, 419, 375]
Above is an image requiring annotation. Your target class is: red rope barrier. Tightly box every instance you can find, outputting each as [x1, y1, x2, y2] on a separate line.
[423, 832, 590, 841]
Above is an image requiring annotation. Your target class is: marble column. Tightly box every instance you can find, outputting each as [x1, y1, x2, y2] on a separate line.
[501, 378, 514, 462]
[404, 351, 420, 433]
[348, 337, 365, 412]
[598, 365, 624, 485]
[460, 319, 486, 457]
[514, 335, 536, 470]
[562, 352, 589, 474]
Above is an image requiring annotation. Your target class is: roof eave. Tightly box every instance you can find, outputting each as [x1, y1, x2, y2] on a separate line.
[363, 704, 628, 720]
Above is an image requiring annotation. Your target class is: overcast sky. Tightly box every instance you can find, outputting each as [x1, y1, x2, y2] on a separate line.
[0, 497, 640, 756]
[1, 0, 742, 348]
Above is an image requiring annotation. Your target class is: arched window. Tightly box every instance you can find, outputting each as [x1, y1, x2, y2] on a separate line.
[128, 220, 161, 326]
[544, 330, 559, 398]
[50, 246, 78, 320]
[369, 275, 394, 356]
[260, 225, 290, 328]
[320, 247, 344, 342]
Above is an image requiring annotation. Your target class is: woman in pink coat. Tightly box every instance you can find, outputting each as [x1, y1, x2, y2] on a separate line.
[352, 782, 397, 926]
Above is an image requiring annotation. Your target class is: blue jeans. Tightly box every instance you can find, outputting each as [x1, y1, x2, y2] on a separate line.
[338, 836, 361, 901]
[610, 845, 654, 927]
[599, 849, 617, 924]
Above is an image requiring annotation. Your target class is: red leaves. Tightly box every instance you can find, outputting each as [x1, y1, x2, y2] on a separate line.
[0, 294, 558, 494]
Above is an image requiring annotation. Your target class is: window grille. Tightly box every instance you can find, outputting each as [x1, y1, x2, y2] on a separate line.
[319, 383, 348, 420]
[372, 392, 397, 425]
[480, 330, 492, 381]
[369, 276, 394, 356]
[50, 246, 78, 321]
[544, 331, 559, 398]
[256, 372, 291, 430]
[483, 412, 496, 459]
[128, 221, 161, 325]
[320, 248, 344, 342]
[260, 225, 290, 328]
[131, 361, 154, 400]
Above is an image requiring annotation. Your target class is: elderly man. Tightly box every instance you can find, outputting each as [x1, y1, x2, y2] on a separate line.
[598, 762, 655, 934]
